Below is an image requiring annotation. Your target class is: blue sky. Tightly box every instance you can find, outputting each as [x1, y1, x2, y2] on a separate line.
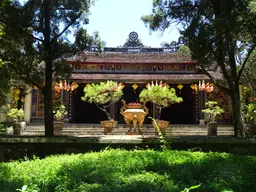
[86, 0, 180, 47]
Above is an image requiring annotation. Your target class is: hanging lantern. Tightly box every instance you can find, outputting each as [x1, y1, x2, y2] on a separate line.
[114, 83, 124, 91]
[146, 83, 151, 89]
[15, 89, 21, 95]
[190, 83, 195, 94]
[194, 84, 198, 94]
[54, 83, 61, 93]
[132, 83, 138, 93]
[205, 82, 210, 92]
[159, 81, 163, 87]
[162, 83, 167, 90]
[199, 80, 206, 91]
[55, 80, 79, 93]
[14, 95, 19, 101]
[132, 83, 138, 90]
[197, 80, 213, 93]
[177, 84, 183, 90]
[177, 84, 183, 93]
[70, 82, 79, 91]
[205, 83, 214, 93]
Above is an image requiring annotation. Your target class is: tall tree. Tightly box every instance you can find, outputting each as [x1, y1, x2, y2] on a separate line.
[244, 50, 256, 95]
[0, 0, 101, 136]
[142, 0, 256, 137]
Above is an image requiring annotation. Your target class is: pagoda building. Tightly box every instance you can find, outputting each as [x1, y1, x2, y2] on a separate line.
[27, 32, 231, 125]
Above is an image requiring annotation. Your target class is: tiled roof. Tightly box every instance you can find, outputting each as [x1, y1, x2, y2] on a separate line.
[69, 52, 193, 64]
[71, 73, 210, 82]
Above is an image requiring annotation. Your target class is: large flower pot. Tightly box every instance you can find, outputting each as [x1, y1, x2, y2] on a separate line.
[152, 119, 169, 135]
[54, 121, 64, 136]
[100, 120, 118, 135]
[207, 122, 218, 136]
[13, 123, 21, 135]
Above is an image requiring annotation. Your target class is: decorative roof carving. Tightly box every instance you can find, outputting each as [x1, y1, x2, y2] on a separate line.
[123, 31, 144, 48]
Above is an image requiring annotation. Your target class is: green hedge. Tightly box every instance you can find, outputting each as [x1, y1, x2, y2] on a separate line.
[0, 149, 255, 192]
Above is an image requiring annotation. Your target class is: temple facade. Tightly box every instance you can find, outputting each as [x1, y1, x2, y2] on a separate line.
[24, 32, 232, 125]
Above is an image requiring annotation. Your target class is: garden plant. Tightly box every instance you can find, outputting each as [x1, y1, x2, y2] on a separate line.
[81, 81, 123, 120]
[202, 101, 224, 136]
[139, 81, 183, 119]
[0, 149, 253, 192]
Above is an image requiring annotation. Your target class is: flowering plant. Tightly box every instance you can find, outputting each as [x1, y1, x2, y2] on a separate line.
[53, 104, 67, 121]
[202, 101, 224, 123]
[8, 108, 24, 123]
[139, 81, 183, 119]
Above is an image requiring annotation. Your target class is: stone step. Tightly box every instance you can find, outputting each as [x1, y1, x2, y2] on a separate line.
[21, 130, 234, 136]
[25, 128, 234, 133]
[21, 124, 234, 136]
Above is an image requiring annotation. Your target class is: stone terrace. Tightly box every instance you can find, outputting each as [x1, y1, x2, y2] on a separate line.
[21, 124, 234, 137]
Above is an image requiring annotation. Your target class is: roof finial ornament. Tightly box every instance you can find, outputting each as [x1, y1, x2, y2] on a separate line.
[123, 31, 144, 48]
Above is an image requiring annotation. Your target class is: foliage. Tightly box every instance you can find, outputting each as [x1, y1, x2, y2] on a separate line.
[244, 102, 256, 124]
[16, 185, 38, 192]
[142, 0, 256, 137]
[139, 82, 183, 118]
[81, 81, 123, 120]
[0, 149, 255, 191]
[244, 50, 256, 93]
[202, 101, 224, 123]
[53, 105, 67, 122]
[7, 108, 24, 123]
[0, 0, 102, 136]
[178, 45, 191, 57]
[150, 117, 170, 150]
[180, 184, 201, 192]
[0, 124, 8, 134]
[241, 86, 256, 125]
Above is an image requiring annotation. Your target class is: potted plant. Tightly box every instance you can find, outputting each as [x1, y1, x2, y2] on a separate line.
[139, 81, 183, 135]
[7, 108, 25, 135]
[53, 104, 67, 135]
[202, 101, 224, 136]
[244, 102, 256, 136]
[81, 81, 124, 134]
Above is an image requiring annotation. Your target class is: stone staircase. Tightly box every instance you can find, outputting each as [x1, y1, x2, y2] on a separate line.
[21, 124, 235, 136]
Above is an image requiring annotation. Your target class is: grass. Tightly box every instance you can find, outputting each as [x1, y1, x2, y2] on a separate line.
[0, 149, 256, 192]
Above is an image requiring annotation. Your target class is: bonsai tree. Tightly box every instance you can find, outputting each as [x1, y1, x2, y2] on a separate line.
[53, 104, 67, 122]
[139, 81, 183, 119]
[81, 81, 123, 120]
[202, 101, 224, 123]
[7, 108, 24, 123]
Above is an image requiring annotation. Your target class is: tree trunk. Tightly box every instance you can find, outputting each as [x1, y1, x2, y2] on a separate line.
[230, 83, 246, 137]
[96, 104, 111, 120]
[43, 0, 54, 136]
[157, 107, 162, 119]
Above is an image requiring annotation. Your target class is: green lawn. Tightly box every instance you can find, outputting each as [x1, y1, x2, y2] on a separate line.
[0, 149, 255, 192]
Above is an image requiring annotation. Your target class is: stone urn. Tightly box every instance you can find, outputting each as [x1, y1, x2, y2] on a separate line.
[13, 123, 21, 135]
[12, 121, 26, 135]
[54, 121, 64, 136]
[100, 120, 118, 135]
[152, 119, 169, 135]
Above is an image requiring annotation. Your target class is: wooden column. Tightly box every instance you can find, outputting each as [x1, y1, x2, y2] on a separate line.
[198, 91, 206, 125]
[68, 92, 73, 122]
[24, 87, 32, 124]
